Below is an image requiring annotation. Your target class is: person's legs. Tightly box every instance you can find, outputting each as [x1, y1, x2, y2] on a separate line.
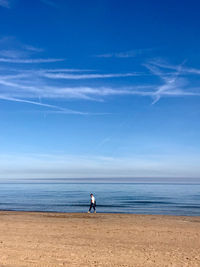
[93, 204, 96, 212]
[88, 203, 96, 213]
[88, 203, 92, 212]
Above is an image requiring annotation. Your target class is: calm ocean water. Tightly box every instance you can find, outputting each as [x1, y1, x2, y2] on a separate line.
[0, 181, 200, 216]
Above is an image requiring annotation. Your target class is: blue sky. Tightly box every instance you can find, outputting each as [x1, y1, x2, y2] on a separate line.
[0, 0, 200, 179]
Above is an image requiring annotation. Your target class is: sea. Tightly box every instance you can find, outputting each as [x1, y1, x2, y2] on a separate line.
[0, 178, 200, 216]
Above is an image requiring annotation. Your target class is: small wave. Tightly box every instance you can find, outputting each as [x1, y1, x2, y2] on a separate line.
[178, 205, 200, 209]
[122, 200, 174, 205]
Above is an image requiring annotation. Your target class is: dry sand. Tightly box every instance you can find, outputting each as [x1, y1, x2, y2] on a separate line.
[0, 211, 199, 266]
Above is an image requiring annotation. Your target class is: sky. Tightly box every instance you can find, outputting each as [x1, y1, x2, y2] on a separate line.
[0, 0, 200, 179]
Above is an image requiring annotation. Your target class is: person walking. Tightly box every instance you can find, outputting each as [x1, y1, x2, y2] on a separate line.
[88, 193, 96, 213]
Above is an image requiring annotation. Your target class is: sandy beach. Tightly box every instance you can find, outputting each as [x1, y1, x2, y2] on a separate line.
[0, 211, 199, 266]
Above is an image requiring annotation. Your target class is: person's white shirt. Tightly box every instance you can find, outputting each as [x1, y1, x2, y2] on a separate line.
[91, 195, 95, 204]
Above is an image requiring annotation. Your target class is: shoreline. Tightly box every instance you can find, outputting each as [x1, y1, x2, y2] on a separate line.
[1, 209, 200, 217]
[0, 211, 200, 266]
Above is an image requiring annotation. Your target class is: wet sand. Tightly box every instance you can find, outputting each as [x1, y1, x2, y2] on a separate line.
[0, 211, 199, 266]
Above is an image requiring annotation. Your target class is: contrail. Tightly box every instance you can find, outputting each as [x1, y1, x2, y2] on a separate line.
[0, 95, 87, 115]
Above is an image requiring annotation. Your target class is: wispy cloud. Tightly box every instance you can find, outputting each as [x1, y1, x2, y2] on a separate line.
[22, 45, 43, 53]
[0, 74, 152, 99]
[143, 60, 200, 104]
[1, 62, 200, 104]
[42, 68, 94, 72]
[0, 57, 65, 63]
[1, 73, 198, 102]
[0, 37, 62, 63]
[96, 48, 153, 58]
[0, 0, 10, 8]
[151, 60, 200, 76]
[0, 38, 200, 112]
[39, 71, 140, 80]
[0, 94, 90, 115]
[0, 49, 28, 59]
[0, 38, 43, 55]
